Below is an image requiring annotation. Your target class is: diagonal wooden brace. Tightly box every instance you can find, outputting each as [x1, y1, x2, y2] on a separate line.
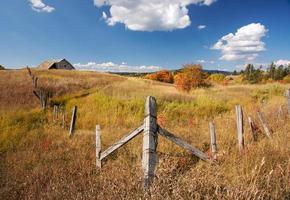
[157, 125, 210, 162]
[100, 124, 144, 161]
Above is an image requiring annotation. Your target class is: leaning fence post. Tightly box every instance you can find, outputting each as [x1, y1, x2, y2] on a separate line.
[277, 105, 283, 120]
[32, 76, 38, 89]
[257, 111, 271, 137]
[248, 116, 258, 142]
[235, 105, 244, 153]
[26, 66, 32, 77]
[286, 89, 290, 116]
[69, 106, 77, 138]
[209, 122, 217, 160]
[53, 105, 58, 122]
[62, 109, 66, 129]
[142, 96, 158, 191]
[96, 125, 102, 168]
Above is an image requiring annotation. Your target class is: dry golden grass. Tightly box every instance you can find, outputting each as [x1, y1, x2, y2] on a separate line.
[0, 70, 289, 199]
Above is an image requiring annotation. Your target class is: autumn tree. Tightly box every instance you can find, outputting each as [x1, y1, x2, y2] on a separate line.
[144, 70, 173, 83]
[174, 64, 208, 92]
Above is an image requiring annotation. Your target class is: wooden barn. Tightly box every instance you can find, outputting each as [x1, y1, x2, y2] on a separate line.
[38, 59, 75, 70]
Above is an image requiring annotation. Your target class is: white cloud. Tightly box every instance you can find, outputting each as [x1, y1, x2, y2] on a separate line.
[102, 12, 107, 20]
[29, 0, 55, 13]
[275, 59, 290, 66]
[197, 25, 206, 30]
[212, 23, 268, 61]
[94, 0, 217, 31]
[74, 61, 163, 72]
[196, 59, 215, 64]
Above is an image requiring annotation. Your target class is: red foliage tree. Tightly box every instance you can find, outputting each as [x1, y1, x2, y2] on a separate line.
[174, 64, 208, 92]
[145, 70, 173, 83]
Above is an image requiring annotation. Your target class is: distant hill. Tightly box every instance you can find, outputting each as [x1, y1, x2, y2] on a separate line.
[0, 65, 5, 70]
[170, 68, 232, 75]
[110, 69, 232, 77]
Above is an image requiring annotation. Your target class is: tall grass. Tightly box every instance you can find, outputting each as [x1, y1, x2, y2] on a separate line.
[0, 70, 289, 199]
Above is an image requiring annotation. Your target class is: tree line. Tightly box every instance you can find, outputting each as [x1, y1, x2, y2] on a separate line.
[242, 63, 290, 83]
[144, 62, 290, 92]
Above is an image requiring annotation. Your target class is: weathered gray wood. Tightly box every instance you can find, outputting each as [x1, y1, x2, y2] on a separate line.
[61, 109, 66, 129]
[100, 125, 144, 160]
[69, 106, 77, 138]
[33, 77, 38, 88]
[96, 125, 102, 168]
[209, 122, 217, 160]
[286, 89, 290, 116]
[26, 66, 32, 77]
[53, 105, 58, 122]
[257, 111, 271, 137]
[142, 96, 158, 191]
[235, 105, 244, 153]
[38, 89, 47, 110]
[33, 90, 40, 100]
[158, 126, 210, 162]
[277, 105, 283, 120]
[248, 116, 258, 142]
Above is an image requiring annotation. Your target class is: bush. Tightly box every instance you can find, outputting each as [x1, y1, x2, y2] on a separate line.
[144, 70, 173, 83]
[283, 75, 290, 83]
[174, 64, 209, 92]
[208, 73, 226, 84]
[0, 65, 5, 70]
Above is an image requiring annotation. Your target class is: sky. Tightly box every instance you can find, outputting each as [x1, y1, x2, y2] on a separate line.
[0, 0, 290, 72]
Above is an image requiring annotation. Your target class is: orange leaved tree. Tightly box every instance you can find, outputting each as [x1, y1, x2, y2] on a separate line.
[174, 64, 208, 92]
[145, 70, 173, 83]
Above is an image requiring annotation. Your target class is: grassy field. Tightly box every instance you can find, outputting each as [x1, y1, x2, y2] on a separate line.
[0, 69, 289, 199]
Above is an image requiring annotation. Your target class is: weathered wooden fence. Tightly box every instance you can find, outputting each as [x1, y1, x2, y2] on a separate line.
[95, 96, 211, 191]
[26, 67, 50, 110]
[24, 71, 289, 193]
[93, 90, 290, 192]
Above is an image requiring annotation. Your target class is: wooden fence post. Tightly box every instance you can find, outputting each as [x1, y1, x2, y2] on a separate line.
[69, 106, 77, 138]
[33, 77, 38, 89]
[235, 105, 244, 153]
[142, 96, 158, 191]
[26, 66, 32, 77]
[248, 116, 258, 142]
[53, 105, 58, 122]
[96, 125, 102, 168]
[62, 109, 66, 129]
[277, 105, 283, 120]
[209, 122, 217, 160]
[257, 111, 271, 137]
[286, 89, 290, 116]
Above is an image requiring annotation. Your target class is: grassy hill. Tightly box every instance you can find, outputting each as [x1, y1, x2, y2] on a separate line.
[0, 69, 289, 199]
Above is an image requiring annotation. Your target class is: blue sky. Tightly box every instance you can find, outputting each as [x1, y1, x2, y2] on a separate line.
[0, 0, 290, 72]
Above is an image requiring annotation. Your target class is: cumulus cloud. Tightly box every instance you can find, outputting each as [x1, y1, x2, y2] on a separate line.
[74, 61, 163, 72]
[212, 23, 268, 61]
[197, 25, 206, 30]
[94, 0, 217, 31]
[275, 59, 290, 66]
[29, 0, 55, 13]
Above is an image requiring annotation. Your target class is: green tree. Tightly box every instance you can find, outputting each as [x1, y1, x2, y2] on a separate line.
[243, 64, 263, 83]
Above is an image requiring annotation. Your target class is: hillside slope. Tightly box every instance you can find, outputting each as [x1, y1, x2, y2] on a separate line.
[0, 70, 289, 199]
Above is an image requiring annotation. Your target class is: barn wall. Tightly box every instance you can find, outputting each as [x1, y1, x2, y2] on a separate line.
[55, 60, 75, 70]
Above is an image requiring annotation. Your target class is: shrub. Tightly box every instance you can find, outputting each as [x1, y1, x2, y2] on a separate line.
[283, 75, 290, 83]
[144, 70, 173, 83]
[0, 65, 5, 70]
[208, 73, 226, 84]
[174, 64, 209, 92]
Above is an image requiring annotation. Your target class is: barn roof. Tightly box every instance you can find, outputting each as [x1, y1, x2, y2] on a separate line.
[37, 59, 66, 69]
